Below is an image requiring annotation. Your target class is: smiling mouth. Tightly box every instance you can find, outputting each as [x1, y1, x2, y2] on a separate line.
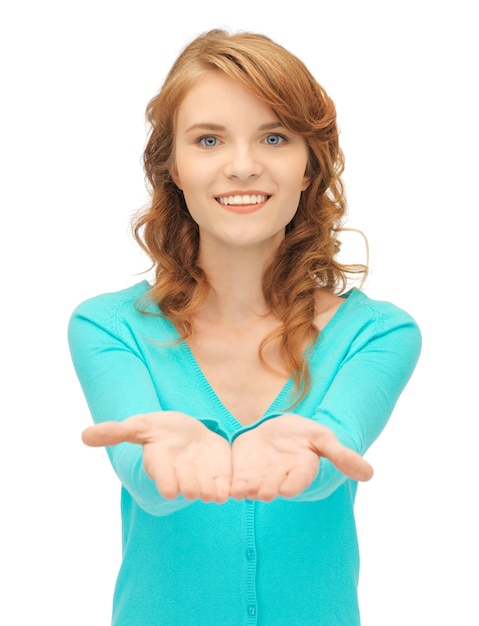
[216, 194, 270, 206]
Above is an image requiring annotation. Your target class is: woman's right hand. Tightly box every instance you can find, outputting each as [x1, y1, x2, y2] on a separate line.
[82, 412, 232, 504]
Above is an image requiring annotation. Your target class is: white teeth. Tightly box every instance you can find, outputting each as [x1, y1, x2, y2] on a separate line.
[218, 194, 268, 206]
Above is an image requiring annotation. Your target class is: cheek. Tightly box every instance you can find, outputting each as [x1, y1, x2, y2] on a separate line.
[170, 162, 195, 192]
[279, 152, 310, 191]
[172, 154, 209, 192]
[169, 158, 182, 189]
[287, 164, 310, 194]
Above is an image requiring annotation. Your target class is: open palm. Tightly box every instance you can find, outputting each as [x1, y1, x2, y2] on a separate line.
[230, 414, 373, 501]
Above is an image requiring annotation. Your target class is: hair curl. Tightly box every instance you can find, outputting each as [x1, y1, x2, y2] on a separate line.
[133, 29, 367, 402]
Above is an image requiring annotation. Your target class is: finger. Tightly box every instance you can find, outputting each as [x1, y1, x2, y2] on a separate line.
[196, 475, 225, 504]
[145, 455, 180, 500]
[195, 475, 215, 503]
[211, 476, 231, 504]
[81, 422, 130, 447]
[278, 465, 318, 498]
[176, 464, 202, 500]
[229, 477, 252, 500]
[213, 449, 233, 503]
[313, 431, 373, 482]
[230, 470, 265, 500]
[255, 473, 285, 502]
[81, 417, 150, 448]
[334, 449, 374, 482]
[229, 478, 246, 500]
[197, 463, 232, 503]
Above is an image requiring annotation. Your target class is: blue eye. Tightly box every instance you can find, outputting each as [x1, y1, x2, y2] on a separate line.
[199, 136, 219, 147]
[264, 134, 285, 146]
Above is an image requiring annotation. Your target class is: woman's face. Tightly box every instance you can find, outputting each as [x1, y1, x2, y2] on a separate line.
[171, 71, 310, 252]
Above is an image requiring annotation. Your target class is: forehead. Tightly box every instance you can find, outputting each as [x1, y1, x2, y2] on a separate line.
[176, 70, 278, 129]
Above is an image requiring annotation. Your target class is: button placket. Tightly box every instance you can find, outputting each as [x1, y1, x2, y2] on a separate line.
[244, 501, 258, 624]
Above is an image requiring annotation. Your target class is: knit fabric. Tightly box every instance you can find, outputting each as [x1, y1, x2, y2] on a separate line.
[68, 281, 421, 625]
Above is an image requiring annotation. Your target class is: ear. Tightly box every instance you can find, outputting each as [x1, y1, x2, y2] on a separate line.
[301, 174, 311, 191]
[169, 163, 182, 190]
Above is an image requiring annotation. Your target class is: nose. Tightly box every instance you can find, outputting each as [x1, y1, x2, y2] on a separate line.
[223, 143, 263, 180]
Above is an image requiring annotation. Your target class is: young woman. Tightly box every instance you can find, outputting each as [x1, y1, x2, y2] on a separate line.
[68, 29, 421, 626]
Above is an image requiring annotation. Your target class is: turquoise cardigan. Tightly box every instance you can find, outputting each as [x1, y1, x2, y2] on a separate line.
[68, 281, 421, 625]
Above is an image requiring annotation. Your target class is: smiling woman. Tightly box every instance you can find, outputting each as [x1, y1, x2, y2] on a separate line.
[171, 71, 310, 249]
[68, 28, 421, 626]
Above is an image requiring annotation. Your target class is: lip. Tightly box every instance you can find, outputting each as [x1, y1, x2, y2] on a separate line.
[215, 191, 271, 214]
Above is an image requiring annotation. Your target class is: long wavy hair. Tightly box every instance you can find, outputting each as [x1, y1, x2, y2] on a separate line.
[133, 29, 367, 401]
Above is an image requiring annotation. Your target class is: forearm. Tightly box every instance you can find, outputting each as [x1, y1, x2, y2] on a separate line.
[110, 442, 192, 516]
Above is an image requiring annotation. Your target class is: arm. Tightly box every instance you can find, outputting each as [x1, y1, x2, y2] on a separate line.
[230, 414, 373, 501]
[68, 292, 229, 515]
[230, 303, 421, 501]
[82, 411, 231, 503]
[298, 306, 422, 500]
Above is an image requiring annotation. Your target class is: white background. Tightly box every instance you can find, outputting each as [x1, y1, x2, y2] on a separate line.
[1, 1, 477, 624]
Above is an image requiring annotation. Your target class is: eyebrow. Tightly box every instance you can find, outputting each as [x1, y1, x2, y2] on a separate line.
[184, 122, 283, 134]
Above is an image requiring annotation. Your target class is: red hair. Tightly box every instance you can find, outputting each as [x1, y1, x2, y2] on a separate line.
[133, 29, 367, 401]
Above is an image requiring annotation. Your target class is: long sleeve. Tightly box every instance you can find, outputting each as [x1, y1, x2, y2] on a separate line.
[293, 295, 422, 501]
[68, 286, 191, 516]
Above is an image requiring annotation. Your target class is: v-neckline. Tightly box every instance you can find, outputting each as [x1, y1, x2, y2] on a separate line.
[178, 339, 296, 430]
[158, 286, 356, 430]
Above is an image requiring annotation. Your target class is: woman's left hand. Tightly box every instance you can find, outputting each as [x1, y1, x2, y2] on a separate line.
[230, 414, 373, 501]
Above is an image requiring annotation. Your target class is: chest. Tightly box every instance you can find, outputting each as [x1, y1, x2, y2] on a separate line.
[185, 327, 292, 426]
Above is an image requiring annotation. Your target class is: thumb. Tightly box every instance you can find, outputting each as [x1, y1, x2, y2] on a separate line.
[81, 418, 145, 447]
[311, 428, 374, 482]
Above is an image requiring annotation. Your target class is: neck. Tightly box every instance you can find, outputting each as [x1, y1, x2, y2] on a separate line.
[196, 236, 280, 325]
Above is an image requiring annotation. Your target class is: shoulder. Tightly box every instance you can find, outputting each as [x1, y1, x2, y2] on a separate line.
[314, 291, 345, 331]
[70, 281, 151, 319]
[343, 289, 420, 330]
[335, 288, 422, 359]
[68, 280, 166, 340]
